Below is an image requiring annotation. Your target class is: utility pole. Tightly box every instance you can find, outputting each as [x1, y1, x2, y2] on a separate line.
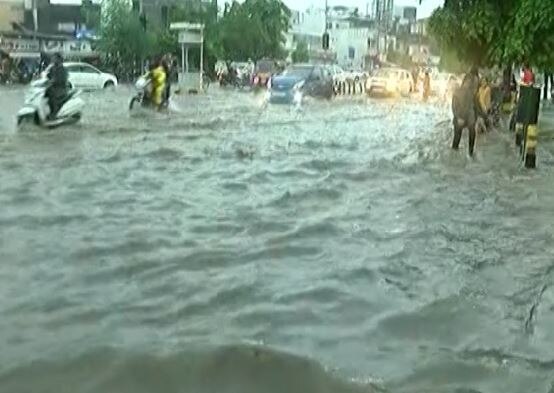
[32, 0, 38, 33]
[323, 0, 329, 65]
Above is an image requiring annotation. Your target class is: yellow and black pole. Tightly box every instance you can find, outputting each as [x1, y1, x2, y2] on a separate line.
[514, 84, 541, 168]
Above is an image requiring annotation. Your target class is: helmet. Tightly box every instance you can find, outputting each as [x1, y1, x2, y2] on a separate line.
[52, 52, 63, 64]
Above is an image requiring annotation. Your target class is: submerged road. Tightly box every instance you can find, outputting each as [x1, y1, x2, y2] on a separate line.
[1, 86, 553, 393]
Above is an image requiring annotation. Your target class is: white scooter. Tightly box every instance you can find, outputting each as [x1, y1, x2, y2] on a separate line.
[17, 79, 84, 128]
[129, 75, 153, 110]
[129, 75, 170, 111]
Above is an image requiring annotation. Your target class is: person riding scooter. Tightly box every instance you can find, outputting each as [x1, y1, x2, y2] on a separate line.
[46, 53, 69, 119]
[149, 57, 166, 109]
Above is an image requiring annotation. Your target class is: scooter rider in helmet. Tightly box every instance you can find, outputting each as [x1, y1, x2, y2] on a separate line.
[149, 56, 166, 109]
[46, 53, 69, 119]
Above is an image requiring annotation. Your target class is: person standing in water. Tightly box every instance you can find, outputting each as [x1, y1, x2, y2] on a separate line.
[451, 67, 480, 156]
[423, 71, 431, 101]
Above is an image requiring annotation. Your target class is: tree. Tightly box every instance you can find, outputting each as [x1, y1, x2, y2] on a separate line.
[218, 0, 291, 62]
[505, 0, 554, 69]
[428, 0, 554, 69]
[428, 0, 500, 67]
[98, 0, 155, 74]
[81, 0, 100, 31]
[291, 41, 309, 63]
[151, 2, 220, 75]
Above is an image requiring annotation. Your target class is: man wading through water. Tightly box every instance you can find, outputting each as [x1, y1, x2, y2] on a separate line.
[452, 67, 480, 156]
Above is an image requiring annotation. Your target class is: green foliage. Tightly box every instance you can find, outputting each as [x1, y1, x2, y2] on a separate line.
[428, 0, 495, 67]
[439, 48, 469, 73]
[96, 0, 291, 73]
[291, 41, 309, 63]
[506, 0, 554, 68]
[98, 0, 154, 66]
[81, 0, 100, 30]
[218, 0, 291, 61]
[429, 0, 554, 69]
[387, 50, 413, 69]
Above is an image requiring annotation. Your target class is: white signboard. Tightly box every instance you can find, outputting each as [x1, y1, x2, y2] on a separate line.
[0, 38, 40, 53]
[42, 39, 95, 55]
[178, 31, 202, 44]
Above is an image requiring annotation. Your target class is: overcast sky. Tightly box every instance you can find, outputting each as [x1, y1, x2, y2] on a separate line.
[282, 0, 443, 18]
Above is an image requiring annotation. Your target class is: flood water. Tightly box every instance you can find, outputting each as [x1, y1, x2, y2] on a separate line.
[1, 87, 553, 393]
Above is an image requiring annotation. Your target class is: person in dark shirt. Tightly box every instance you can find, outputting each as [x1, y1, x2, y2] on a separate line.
[161, 54, 172, 106]
[451, 68, 480, 156]
[46, 53, 69, 119]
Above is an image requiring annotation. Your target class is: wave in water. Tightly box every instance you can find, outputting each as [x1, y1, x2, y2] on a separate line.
[0, 344, 383, 393]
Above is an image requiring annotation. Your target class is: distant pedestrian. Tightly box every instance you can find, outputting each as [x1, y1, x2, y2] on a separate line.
[411, 66, 419, 92]
[422, 71, 431, 101]
[521, 61, 535, 86]
[1, 54, 11, 84]
[543, 71, 552, 101]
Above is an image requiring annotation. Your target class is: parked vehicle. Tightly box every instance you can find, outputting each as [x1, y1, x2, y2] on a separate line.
[366, 67, 413, 97]
[267, 64, 334, 105]
[41, 62, 118, 90]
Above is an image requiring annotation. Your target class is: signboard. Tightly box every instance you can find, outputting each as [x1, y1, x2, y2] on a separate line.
[178, 31, 202, 44]
[171, 22, 203, 30]
[0, 38, 40, 54]
[0, 36, 96, 57]
[42, 39, 95, 55]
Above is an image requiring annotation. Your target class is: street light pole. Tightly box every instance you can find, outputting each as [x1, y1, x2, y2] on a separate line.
[325, 0, 328, 29]
[324, 0, 328, 65]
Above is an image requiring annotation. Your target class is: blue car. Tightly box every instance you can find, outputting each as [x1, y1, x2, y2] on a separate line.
[267, 64, 334, 105]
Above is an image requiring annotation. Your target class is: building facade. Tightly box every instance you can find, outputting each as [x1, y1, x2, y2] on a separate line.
[1, 0, 99, 59]
[285, 6, 326, 58]
[286, 4, 398, 69]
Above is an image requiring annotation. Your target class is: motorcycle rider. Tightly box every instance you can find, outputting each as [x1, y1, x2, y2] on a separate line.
[46, 53, 69, 119]
[149, 56, 166, 109]
[161, 54, 172, 106]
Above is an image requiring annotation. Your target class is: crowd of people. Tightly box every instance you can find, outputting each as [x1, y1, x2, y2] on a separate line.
[0, 52, 40, 85]
[450, 63, 541, 156]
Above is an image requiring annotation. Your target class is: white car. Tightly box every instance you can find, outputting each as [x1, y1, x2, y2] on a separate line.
[366, 67, 413, 97]
[42, 62, 118, 90]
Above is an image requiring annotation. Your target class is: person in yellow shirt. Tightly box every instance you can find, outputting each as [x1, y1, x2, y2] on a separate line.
[476, 78, 492, 133]
[149, 57, 166, 109]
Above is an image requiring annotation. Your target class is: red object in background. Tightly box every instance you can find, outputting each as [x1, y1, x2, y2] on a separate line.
[522, 68, 535, 85]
